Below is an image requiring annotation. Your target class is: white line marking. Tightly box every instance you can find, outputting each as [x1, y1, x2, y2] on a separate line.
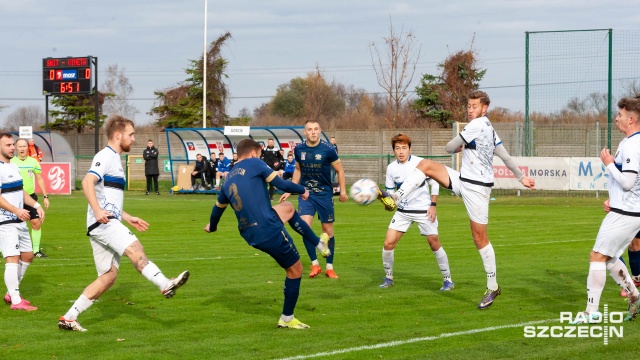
[278, 319, 557, 360]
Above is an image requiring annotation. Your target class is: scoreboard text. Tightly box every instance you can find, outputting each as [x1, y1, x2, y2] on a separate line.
[42, 57, 93, 95]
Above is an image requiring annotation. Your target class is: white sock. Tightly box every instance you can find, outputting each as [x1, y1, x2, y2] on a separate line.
[606, 258, 639, 299]
[326, 263, 334, 270]
[141, 261, 169, 290]
[18, 260, 31, 283]
[396, 168, 427, 201]
[280, 314, 293, 322]
[311, 259, 319, 267]
[382, 248, 394, 279]
[433, 247, 451, 281]
[5, 263, 21, 304]
[64, 294, 94, 321]
[479, 244, 498, 290]
[586, 262, 607, 313]
[216, 179, 220, 187]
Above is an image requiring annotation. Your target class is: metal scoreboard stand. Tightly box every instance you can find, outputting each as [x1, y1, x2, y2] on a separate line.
[42, 56, 100, 152]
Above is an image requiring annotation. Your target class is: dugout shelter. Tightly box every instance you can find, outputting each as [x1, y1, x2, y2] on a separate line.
[164, 126, 330, 194]
[7, 131, 76, 185]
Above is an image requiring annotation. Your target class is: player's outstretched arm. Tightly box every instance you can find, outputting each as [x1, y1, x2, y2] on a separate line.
[207, 202, 227, 233]
[122, 211, 149, 232]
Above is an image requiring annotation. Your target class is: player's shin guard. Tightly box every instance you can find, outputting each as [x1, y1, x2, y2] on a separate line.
[5, 263, 20, 304]
[17, 260, 30, 283]
[282, 277, 301, 317]
[141, 261, 170, 290]
[628, 249, 640, 277]
[433, 247, 451, 281]
[326, 236, 335, 264]
[607, 258, 639, 299]
[586, 262, 607, 313]
[395, 168, 427, 201]
[288, 211, 320, 247]
[478, 244, 497, 291]
[382, 248, 394, 279]
[64, 294, 94, 321]
[31, 229, 42, 253]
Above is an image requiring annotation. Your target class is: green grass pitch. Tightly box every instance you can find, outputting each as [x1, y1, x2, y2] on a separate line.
[1, 192, 638, 359]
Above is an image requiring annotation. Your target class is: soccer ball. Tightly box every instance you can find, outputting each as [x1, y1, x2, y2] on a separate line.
[350, 178, 379, 205]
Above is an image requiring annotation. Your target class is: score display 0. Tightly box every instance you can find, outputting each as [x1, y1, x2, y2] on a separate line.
[42, 57, 93, 95]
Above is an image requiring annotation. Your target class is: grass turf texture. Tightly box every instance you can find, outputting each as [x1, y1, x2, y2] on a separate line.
[1, 192, 639, 359]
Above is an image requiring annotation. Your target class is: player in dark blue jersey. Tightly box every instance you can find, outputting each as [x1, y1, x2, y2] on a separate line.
[280, 120, 348, 279]
[206, 138, 329, 329]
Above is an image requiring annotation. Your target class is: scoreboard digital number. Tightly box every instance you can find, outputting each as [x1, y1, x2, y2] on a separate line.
[42, 57, 93, 95]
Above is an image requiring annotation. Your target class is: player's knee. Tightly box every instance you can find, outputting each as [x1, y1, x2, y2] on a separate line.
[630, 238, 640, 251]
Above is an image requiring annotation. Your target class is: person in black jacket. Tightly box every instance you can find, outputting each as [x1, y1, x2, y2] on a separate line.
[190, 154, 210, 189]
[143, 140, 160, 195]
[260, 138, 284, 200]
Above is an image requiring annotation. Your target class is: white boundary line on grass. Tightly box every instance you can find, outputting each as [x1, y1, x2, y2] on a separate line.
[278, 318, 557, 360]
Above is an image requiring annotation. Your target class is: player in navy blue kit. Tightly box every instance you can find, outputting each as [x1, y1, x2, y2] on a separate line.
[280, 120, 348, 279]
[205, 138, 329, 329]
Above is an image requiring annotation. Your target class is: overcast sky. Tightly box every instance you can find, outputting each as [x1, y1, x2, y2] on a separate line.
[0, 0, 638, 126]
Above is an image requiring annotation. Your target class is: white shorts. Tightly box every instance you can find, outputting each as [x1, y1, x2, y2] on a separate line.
[445, 167, 491, 225]
[0, 223, 32, 257]
[593, 212, 640, 259]
[89, 220, 138, 276]
[388, 210, 438, 236]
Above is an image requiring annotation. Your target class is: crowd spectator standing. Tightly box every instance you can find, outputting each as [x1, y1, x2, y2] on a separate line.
[143, 140, 160, 195]
[27, 138, 43, 162]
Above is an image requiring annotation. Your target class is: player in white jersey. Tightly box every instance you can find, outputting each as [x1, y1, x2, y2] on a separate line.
[571, 97, 640, 324]
[0, 133, 45, 311]
[58, 115, 190, 332]
[378, 134, 454, 290]
[385, 91, 535, 309]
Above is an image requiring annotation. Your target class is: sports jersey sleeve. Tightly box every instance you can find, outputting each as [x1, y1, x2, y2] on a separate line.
[271, 176, 305, 194]
[327, 146, 339, 164]
[385, 164, 396, 191]
[87, 152, 109, 181]
[34, 161, 42, 175]
[427, 177, 439, 196]
[459, 121, 482, 145]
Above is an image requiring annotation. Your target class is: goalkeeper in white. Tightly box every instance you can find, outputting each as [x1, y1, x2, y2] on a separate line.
[378, 134, 454, 291]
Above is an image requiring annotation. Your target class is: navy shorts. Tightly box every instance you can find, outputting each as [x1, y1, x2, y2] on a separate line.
[252, 230, 300, 269]
[298, 195, 335, 223]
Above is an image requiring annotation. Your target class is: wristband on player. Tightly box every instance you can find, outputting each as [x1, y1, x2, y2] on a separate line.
[43, 195, 49, 199]
[33, 202, 41, 209]
[430, 202, 437, 207]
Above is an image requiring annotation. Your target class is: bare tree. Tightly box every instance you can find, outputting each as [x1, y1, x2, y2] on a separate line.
[4, 105, 45, 131]
[622, 79, 640, 98]
[101, 64, 139, 119]
[370, 19, 421, 128]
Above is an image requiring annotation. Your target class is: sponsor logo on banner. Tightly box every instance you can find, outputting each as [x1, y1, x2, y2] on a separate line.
[571, 158, 608, 190]
[187, 142, 196, 151]
[35, 163, 71, 195]
[493, 166, 528, 178]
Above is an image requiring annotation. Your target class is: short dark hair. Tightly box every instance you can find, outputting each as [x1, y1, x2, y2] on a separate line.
[0, 133, 13, 141]
[467, 90, 490, 107]
[618, 97, 640, 118]
[219, 152, 225, 156]
[236, 139, 262, 157]
[105, 115, 134, 140]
